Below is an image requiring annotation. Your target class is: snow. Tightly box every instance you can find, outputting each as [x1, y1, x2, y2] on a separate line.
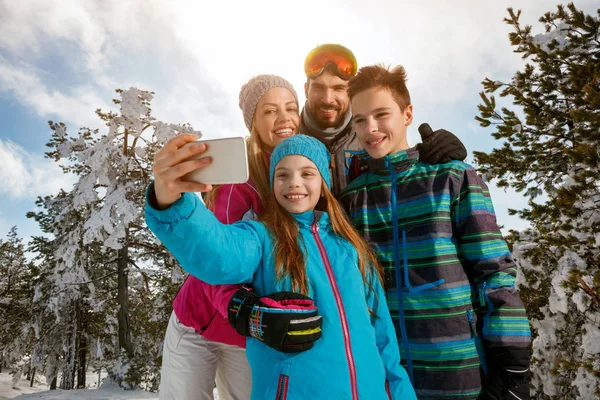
[0, 371, 48, 400]
[571, 290, 589, 313]
[581, 322, 600, 356]
[561, 173, 578, 188]
[0, 372, 220, 400]
[572, 368, 596, 400]
[531, 311, 561, 397]
[548, 266, 569, 314]
[11, 383, 157, 400]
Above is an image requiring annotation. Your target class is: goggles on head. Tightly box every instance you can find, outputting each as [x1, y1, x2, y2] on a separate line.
[304, 44, 357, 80]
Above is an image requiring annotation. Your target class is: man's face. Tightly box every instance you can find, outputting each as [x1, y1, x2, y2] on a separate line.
[351, 87, 413, 159]
[304, 71, 350, 129]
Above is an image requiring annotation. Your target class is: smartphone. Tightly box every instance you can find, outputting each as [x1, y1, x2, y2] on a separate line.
[181, 136, 249, 185]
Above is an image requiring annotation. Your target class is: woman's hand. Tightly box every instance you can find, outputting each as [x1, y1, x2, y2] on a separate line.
[153, 134, 213, 209]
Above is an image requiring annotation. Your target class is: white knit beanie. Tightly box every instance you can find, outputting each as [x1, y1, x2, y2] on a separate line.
[238, 75, 298, 131]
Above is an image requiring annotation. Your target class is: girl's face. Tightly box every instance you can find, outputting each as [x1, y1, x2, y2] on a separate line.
[273, 155, 323, 214]
[254, 88, 300, 152]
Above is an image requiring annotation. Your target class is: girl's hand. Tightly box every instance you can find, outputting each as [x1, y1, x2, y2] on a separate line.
[153, 134, 213, 209]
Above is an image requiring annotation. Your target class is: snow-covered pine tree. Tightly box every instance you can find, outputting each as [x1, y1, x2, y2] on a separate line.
[26, 189, 107, 390]
[474, 4, 600, 399]
[0, 227, 34, 375]
[30, 88, 197, 390]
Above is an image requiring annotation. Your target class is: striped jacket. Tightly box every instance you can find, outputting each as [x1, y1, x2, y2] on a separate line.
[339, 147, 531, 400]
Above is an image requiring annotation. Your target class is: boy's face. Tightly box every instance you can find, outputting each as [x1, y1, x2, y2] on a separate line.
[304, 71, 350, 129]
[351, 87, 413, 159]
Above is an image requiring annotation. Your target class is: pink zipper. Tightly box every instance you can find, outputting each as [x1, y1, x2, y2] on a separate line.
[311, 222, 358, 400]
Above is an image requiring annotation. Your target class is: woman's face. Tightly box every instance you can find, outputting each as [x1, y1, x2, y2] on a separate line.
[253, 87, 300, 151]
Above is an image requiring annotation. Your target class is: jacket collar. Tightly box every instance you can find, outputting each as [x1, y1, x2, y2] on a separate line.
[300, 102, 353, 150]
[354, 147, 420, 175]
[292, 210, 331, 231]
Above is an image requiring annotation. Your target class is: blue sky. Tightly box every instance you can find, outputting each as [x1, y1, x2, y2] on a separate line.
[1, 0, 597, 243]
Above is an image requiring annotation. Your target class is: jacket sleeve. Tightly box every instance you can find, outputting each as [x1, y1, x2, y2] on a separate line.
[212, 182, 262, 223]
[366, 269, 417, 400]
[202, 183, 262, 317]
[145, 184, 262, 285]
[451, 167, 531, 352]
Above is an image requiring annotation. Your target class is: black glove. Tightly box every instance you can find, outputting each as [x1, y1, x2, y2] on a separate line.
[479, 347, 531, 400]
[416, 123, 467, 164]
[228, 286, 323, 353]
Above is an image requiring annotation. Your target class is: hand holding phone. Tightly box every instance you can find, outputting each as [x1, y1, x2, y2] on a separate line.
[152, 134, 213, 209]
[181, 136, 249, 185]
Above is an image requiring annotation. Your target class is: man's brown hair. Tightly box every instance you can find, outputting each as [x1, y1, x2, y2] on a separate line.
[348, 64, 411, 110]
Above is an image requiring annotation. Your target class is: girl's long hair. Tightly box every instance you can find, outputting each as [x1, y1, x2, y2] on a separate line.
[205, 120, 270, 211]
[260, 180, 383, 300]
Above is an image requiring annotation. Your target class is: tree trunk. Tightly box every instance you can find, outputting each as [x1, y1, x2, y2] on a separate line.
[117, 243, 133, 358]
[50, 375, 57, 390]
[29, 367, 36, 387]
[60, 303, 77, 390]
[76, 302, 87, 389]
[25, 360, 31, 380]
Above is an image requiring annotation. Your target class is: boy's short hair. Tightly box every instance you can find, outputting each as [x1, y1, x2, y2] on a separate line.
[348, 64, 411, 111]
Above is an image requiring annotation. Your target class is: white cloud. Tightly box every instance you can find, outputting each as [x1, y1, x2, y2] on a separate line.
[0, 58, 111, 129]
[0, 139, 76, 199]
[2, 0, 591, 134]
[0, 0, 238, 135]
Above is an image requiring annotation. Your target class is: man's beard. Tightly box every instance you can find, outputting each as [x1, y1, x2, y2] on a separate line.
[313, 104, 343, 129]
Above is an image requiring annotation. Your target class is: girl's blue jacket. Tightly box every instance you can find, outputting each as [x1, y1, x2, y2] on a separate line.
[146, 189, 416, 400]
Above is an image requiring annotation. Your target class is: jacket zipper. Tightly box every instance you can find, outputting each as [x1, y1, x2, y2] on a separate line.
[467, 309, 488, 378]
[480, 282, 493, 336]
[275, 374, 289, 400]
[388, 158, 414, 383]
[311, 222, 359, 400]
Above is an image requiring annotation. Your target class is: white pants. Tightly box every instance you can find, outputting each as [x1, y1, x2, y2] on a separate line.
[159, 311, 252, 400]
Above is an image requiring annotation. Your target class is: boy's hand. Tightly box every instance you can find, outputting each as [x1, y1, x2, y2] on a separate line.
[228, 286, 322, 353]
[417, 123, 467, 164]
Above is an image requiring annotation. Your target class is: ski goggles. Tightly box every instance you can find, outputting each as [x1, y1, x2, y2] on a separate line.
[304, 44, 358, 80]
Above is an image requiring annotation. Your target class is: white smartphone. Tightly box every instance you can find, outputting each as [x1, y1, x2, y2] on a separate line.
[181, 136, 249, 185]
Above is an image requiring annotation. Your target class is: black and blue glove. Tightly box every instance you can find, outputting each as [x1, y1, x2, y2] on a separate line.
[479, 347, 531, 400]
[228, 286, 323, 353]
[417, 123, 467, 164]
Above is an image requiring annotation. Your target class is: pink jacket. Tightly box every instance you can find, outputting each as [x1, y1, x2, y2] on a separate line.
[172, 179, 264, 347]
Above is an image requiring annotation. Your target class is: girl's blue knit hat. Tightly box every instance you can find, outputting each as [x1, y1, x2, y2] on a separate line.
[270, 134, 331, 189]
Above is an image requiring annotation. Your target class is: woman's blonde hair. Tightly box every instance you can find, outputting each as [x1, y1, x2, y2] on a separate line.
[260, 179, 383, 305]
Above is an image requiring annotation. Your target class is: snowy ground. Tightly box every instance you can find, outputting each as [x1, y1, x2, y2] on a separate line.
[0, 371, 48, 400]
[0, 372, 219, 399]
